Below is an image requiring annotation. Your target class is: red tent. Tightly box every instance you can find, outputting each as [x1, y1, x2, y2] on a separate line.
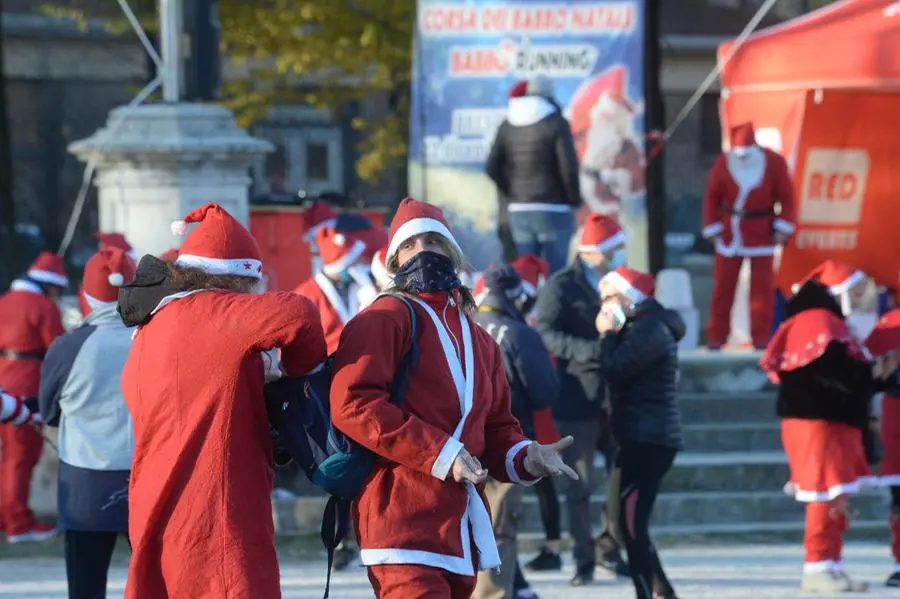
[718, 0, 900, 292]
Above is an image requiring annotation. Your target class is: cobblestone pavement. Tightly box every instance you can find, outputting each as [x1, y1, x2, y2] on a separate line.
[0, 543, 896, 598]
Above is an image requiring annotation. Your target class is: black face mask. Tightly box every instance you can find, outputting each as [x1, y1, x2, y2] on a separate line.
[393, 251, 461, 295]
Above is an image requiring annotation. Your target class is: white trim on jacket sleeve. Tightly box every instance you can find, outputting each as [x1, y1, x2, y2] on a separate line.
[702, 222, 724, 239]
[431, 437, 464, 480]
[505, 440, 539, 486]
[773, 218, 796, 235]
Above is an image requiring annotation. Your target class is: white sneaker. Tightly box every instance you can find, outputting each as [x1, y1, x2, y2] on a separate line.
[801, 570, 868, 593]
[7, 526, 57, 544]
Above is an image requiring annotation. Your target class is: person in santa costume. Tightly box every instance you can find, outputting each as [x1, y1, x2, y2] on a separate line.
[295, 226, 377, 354]
[761, 260, 875, 593]
[95, 232, 137, 261]
[117, 202, 327, 599]
[864, 305, 900, 587]
[329, 197, 578, 598]
[0, 389, 40, 426]
[39, 247, 136, 599]
[0, 251, 67, 543]
[300, 199, 339, 274]
[703, 122, 796, 350]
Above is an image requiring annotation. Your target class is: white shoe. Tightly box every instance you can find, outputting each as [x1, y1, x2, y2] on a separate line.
[801, 570, 868, 593]
[7, 526, 57, 544]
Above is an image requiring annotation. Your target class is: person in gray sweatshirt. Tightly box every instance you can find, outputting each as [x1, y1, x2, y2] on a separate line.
[40, 248, 136, 599]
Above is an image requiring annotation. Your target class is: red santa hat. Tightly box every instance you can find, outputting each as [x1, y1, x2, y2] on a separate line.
[159, 248, 180, 262]
[601, 266, 655, 303]
[316, 226, 366, 276]
[730, 122, 757, 150]
[385, 198, 463, 271]
[81, 248, 136, 312]
[791, 259, 866, 296]
[27, 251, 68, 288]
[371, 246, 392, 289]
[511, 254, 550, 297]
[578, 213, 626, 254]
[509, 80, 528, 98]
[301, 200, 339, 242]
[170, 203, 263, 279]
[96, 232, 137, 260]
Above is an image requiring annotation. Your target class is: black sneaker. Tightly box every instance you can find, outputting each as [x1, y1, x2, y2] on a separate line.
[598, 552, 630, 578]
[525, 547, 562, 572]
[570, 566, 595, 586]
[886, 571, 900, 587]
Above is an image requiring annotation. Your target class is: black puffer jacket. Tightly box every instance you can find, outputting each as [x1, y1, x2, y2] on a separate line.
[485, 96, 581, 208]
[600, 298, 685, 450]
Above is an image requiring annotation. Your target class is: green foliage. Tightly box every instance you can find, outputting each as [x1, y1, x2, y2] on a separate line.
[40, 0, 415, 182]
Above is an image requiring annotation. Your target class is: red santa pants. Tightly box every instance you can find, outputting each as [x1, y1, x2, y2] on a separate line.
[804, 499, 849, 566]
[707, 254, 774, 348]
[368, 565, 476, 599]
[0, 422, 43, 534]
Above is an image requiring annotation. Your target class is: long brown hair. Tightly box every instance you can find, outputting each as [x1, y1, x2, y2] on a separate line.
[386, 238, 477, 314]
[165, 263, 258, 294]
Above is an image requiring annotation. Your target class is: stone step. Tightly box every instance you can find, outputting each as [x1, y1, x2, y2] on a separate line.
[677, 349, 774, 393]
[591, 451, 790, 493]
[681, 422, 782, 452]
[678, 391, 776, 424]
[517, 490, 890, 532]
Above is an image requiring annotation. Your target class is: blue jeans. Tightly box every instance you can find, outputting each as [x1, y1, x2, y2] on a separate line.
[508, 209, 575, 273]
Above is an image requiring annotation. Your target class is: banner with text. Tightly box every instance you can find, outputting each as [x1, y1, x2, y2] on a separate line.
[409, 0, 647, 270]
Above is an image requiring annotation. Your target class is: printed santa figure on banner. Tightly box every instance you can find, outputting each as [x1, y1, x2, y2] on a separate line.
[702, 122, 796, 350]
[569, 65, 646, 216]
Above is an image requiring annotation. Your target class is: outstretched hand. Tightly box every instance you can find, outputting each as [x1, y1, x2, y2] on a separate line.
[523, 436, 579, 480]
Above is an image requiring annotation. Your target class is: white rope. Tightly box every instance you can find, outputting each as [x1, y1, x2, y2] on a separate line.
[662, 0, 781, 142]
[57, 76, 162, 255]
[116, 0, 164, 70]
[57, 0, 167, 256]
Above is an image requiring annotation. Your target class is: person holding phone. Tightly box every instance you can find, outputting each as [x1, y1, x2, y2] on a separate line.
[595, 266, 684, 599]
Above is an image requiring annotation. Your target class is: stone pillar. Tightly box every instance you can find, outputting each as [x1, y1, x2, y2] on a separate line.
[69, 102, 272, 256]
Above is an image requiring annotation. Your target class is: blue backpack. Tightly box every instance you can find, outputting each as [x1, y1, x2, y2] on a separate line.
[264, 293, 420, 598]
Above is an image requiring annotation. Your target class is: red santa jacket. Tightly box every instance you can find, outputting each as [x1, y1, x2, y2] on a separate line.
[122, 291, 326, 599]
[295, 273, 369, 355]
[330, 291, 537, 576]
[702, 146, 795, 257]
[0, 280, 65, 397]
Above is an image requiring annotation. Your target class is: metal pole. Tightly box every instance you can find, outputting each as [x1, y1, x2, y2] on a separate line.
[159, 0, 181, 102]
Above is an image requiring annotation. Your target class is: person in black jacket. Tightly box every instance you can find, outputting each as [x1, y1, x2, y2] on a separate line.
[486, 77, 581, 273]
[534, 214, 629, 585]
[596, 266, 684, 599]
[472, 264, 561, 599]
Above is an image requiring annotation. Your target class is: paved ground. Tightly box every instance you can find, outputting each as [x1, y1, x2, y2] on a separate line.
[1, 543, 898, 598]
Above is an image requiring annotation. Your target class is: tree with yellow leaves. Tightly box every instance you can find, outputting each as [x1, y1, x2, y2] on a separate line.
[40, 0, 415, 182]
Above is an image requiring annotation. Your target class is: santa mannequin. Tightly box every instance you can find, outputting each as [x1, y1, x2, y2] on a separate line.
[294, 227, 375, 354]
[703, 122, 796, 350]
[0, 251, 66, 543]
[118, 203, 326, 599]
[761, 260, 873, 593]
[330, 197, 578, 598]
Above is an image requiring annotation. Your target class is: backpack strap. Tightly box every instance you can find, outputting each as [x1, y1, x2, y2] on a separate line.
[320, 495, 352, 599]
[374, 293, 421, 407]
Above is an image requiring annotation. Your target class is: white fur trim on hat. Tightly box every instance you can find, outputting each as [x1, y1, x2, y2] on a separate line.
[175, 254, 263, 279]
[303, 218, 338, 242]
[578, 230, 626, 255]
[386, 217, 463, 265]
[829, 270, 866, 296]
[322, 240, 366, 276]
[601, 270, 647, 303]
[27, 269, 68, 287]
